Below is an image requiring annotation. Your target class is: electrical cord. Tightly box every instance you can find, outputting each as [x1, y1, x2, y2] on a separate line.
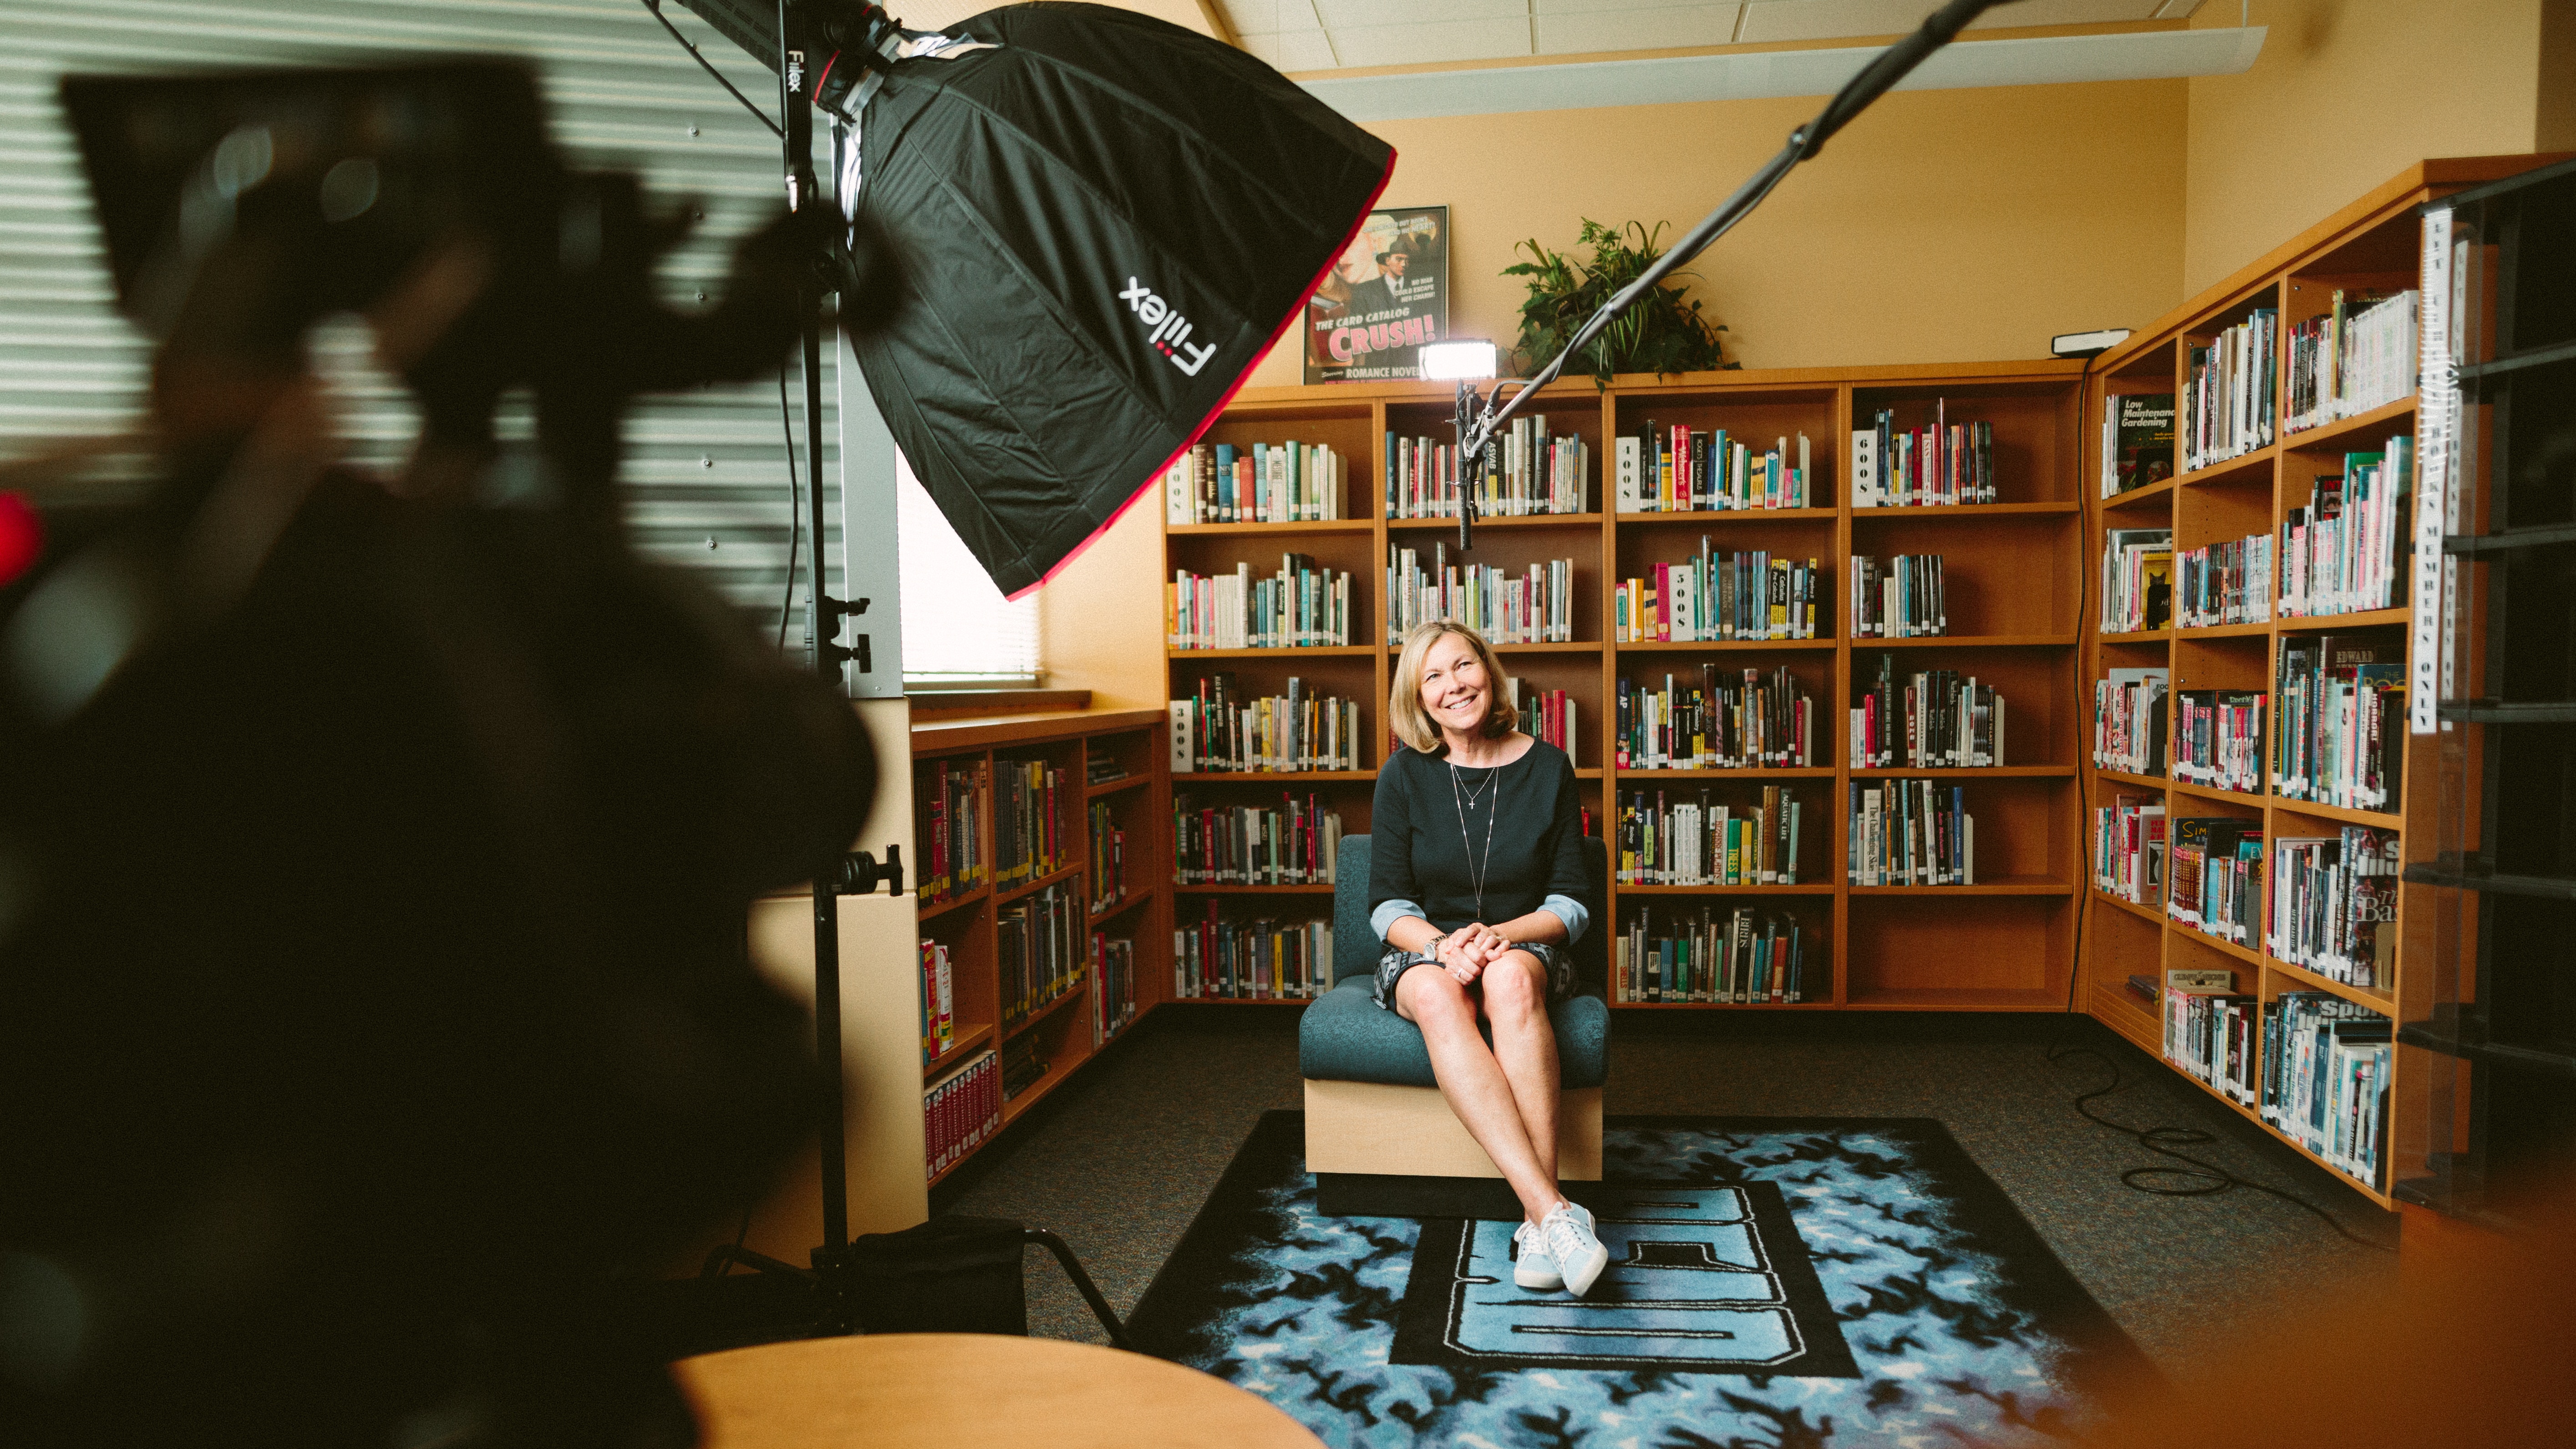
[777, 364, 801, 650]
[641, 0, 786, 138]
[2046, 389, 2393, 1255]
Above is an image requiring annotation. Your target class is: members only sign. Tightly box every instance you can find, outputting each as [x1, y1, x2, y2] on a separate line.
[1305, 205, 1448, 384]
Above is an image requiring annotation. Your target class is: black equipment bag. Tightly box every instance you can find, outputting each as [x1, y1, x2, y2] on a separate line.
[842, 3, 1393, 597]
[848, 1215, 1030, 1335]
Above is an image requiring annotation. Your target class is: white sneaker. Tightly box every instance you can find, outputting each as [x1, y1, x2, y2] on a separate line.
[1511, 1220, 1562, 1290]
[1540, 1200, 1609, 1298]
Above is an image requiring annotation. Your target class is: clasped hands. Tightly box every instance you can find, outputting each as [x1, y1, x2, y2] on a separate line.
[1433, 925, 1515, 985]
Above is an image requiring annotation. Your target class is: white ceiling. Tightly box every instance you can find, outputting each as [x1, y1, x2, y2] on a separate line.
[1219, 0, 2207, 71]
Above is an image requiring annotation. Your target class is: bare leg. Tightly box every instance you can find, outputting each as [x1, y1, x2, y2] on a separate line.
[1396, 966, 1562, 1225]
[1479, 950, 1561, 1208]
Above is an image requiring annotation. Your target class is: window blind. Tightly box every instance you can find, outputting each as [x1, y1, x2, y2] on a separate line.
[897, 452, 1041, 685]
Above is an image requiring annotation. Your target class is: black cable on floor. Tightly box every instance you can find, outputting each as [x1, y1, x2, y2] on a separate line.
[2042, 1039, 2395, 1252]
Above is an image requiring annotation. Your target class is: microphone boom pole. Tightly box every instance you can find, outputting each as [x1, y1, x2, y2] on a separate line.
[1453, 0, 2003, 543]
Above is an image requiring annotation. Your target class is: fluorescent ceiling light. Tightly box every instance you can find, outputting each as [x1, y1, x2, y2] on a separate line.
[1419, 340, 1499, 380]
[1299, 26, 2265, 122]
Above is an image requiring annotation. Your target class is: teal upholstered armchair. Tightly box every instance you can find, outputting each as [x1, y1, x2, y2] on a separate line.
[1298, 834, 1610, 1217]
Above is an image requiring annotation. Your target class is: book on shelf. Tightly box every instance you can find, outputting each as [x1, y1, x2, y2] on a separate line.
[1612, 540, 1820, 643]
[1168, 674, 1362, 773]
[1616, 785, 1805, 886]
[1384, 541, 1578, 645]
[2285, 290, 2418, 433]
[2173, 689, 2265, 795]
[2163, 974, 2259, 1106]
[1847, 554, 1946, 638]
[2099, 528, 2173, 633]
[1173, 905, 1330, 1000]
[1614, 420, 1811, 513]
[1085, 754, 1128, 787]
[1849, 653, 2006, 769]
[993, 756, 1067, 886]
[1387, 416, 1591, 520]
[1503, 677, 1578, 765]
[2092, 666, 2169, 776]
[1087, 799, 1128, 913]
[2092, 792, 2166, 904]
[1163, 439, 1346, 524]
[999, 880, 1085, 1028]
[2167, 816, 2262, 944]
[1845, 778, 1974, 886]
[2175, 533, 2273, 628]
[2124, 971, 2157, 1003]
[1171, 790, 1341, 886]
[1168, 555, 1356, 650]
[1616, 904, 1809, 1003]
[2268, 826, 2399, 990]
[2099, 392, 2176, 498]
[2182, 308, 2277, 471]
[2272, 635, 2403, 811]
[1614, 665, 1814, 769]
[2261, 992, 2392, 1188]
[1001, 1035, 1049, 1101]
[1092, 932, 1137, 1047]
[1852, 402, 1996, 506]
[920, 757, 991, 905]
[920, 939, 956, 1063]
[2279, 439, 2411, 618]
[925, 1047, 1001, 1178]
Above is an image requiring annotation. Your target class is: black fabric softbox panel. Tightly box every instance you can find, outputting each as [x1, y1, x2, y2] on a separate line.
[845, 3, 1392, 598]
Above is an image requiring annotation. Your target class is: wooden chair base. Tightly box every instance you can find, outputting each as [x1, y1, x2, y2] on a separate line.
[1302, 1079, 1601, 1219]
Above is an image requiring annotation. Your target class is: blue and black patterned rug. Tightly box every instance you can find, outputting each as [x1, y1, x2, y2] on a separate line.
[1128, 1112, 2154, 1448]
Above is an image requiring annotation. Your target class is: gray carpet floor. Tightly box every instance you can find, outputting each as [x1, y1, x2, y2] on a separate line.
[938, 1005, 2398, 1380]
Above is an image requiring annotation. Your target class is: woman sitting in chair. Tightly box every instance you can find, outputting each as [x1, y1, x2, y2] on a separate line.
[1370, 620, 1608, 1297]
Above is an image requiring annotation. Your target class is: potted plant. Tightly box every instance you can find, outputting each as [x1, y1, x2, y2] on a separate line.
[1503, 219, 1733, 385]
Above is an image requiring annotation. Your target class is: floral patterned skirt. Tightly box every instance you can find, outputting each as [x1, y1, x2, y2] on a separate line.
[1371, 941, 1575, 1012]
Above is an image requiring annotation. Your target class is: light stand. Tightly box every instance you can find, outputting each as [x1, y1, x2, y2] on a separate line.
[679, 4, 1128, 1349]
[1450, 0, 2003, 537]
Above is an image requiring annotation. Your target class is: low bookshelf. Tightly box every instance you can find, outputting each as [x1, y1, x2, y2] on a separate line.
[909, 707, 1170, 1187]
[1165, 359, 2087, 1013]
[2077, 155, 2566, 1210]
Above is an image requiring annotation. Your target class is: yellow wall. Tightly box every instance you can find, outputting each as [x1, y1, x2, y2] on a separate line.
[1038, 492, 1169, 712]
[1245, 79, 2190, 386]
[2182, 0, 2566, 293]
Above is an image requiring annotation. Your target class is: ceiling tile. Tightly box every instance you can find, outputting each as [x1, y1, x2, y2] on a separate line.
[1736, 0, 1951, 42]
[1962, 0, 2165, 27]
[1275, 28, 1343, 67]
[1312, 0, 1529, 25]
[1533, 0, 1736, 16]
[1215, 1, 1275, 36]
[1323, 16, 1536, 66]
[1235, 31, 1284, 63]
[1537, 6, 1744, 54]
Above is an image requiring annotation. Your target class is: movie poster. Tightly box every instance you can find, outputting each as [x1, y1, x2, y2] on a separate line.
[1304, 205, 1448, 384]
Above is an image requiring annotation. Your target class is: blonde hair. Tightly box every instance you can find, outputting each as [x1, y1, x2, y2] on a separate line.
[1388, 620, 1517, 753]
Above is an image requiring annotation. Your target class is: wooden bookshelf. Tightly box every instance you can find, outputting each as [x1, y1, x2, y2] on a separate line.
[2075, 156, 2570, 1210]
[909, 707, 1170, 1184]
[1166, 359, 2088, 1012]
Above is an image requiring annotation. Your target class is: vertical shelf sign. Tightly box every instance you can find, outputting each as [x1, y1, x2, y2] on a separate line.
[2411, 205, 2454, 735]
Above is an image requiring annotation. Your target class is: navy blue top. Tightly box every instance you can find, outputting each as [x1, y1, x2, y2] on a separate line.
[1368, 739, 1588, 938]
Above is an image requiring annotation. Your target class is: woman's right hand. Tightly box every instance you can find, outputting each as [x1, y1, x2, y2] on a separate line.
[1437, 926, 1489, 984]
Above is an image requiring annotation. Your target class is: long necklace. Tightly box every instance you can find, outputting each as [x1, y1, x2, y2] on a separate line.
[1448, 757, 1501, 921]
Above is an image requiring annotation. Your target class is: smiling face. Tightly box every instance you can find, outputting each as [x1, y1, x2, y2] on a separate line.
[1417, 630, 1491, 741]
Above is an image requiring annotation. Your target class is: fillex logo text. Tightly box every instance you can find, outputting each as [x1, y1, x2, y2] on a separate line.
[1122, 278, 1216, 376]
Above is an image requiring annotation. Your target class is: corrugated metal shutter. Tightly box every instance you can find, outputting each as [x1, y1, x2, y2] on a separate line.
[0, 0, 839, 645]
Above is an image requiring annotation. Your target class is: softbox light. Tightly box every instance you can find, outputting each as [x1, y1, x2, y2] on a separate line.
[679, 1, 1394, 598]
